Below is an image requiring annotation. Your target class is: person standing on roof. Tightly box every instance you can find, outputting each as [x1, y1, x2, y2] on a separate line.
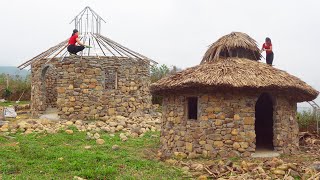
[67, 29, 86, 55]
[261, 37, 274, 65]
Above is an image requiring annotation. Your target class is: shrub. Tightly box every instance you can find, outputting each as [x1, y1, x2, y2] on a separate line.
[297, 110, 318, 132]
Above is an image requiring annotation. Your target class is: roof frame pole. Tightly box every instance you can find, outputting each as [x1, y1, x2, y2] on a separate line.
[99, 19, 101, 34]
[88, 38, 91, 56]
[91, 33, 106, 56]
[98, 35, 126, 57]
[92, 33, 117, 56]
[86, 8, 89, 34]
[91, 12, 94, 33]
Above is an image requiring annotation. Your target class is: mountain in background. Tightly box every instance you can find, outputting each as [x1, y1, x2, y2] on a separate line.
[0, 66, 30, 77]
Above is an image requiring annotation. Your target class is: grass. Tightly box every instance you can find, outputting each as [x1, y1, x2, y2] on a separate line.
[0, 131, 183, 179]
[0, 101, 30, 107]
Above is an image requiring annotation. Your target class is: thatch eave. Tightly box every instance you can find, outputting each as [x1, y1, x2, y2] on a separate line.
[150, 58, 319, 102]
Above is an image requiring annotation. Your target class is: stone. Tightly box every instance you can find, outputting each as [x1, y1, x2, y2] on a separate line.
[108, 108, 116, 116]
[233, 142, 240, 149]
[243, 117, 254, 125]
[120, 133, 128, 142]
[204, 144, 213, 151]
[109, 122, 118, 127]
[231, 129, 238, 135]
[277, 164, 289, 171]
[116, 125, 124, 131]
[165, 159, 178, 165]
[84, 146, 92, 149]
[96, 139, 105, 145]
[197, 175, 207, 180]
[1, 128, 9, 132]
[234, 114, 241, 120]
[213, 141, 224, 147]
[69, 96, 76, 102]
[173, 152, 187, 159]
[65, 130, 74, 134]
[94, 133, 100, 139]
[239, 142, 249, 149]
[200, 116, 208, 121]
[25, 129, 33, 134]
[66, 121, 73, 126]
[273, 169, 286, 175]
[73, 176, 86, 180]
[216, 113, 226, 120]
[112, 145, 120, 151]
[57, 87, 65, 93]
[188, 152, 198, 159]
[214, 120, 223, 126]
[311, 161, 320, 172]
[186, 142, 193, 152]
[213, 107, 222, 113]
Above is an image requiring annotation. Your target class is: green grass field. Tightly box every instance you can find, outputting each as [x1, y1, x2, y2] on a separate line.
[0, 130, 183, 179]
[0, 101, 29, 107]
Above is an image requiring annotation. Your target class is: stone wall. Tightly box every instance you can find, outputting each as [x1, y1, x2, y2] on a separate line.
[273, 97, 298, 154]
[31, 63, 59, 115]
[160, 91, 299, 158]
[45, 67, 57, 107]
[31, 56, 152, 119]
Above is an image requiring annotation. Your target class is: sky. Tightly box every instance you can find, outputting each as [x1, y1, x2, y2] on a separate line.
[0, 0, 319, 106]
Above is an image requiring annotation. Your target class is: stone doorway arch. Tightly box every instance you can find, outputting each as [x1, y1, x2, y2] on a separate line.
[255, 93, 274, 150]
[40, 64, 57, 111]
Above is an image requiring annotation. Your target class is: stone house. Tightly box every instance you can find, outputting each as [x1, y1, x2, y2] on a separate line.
[18, 7, 156, 120]
[151, 32, 319, 158]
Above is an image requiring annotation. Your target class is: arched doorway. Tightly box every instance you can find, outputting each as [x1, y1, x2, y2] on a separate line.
[41, 65, 57, 111]
[255, 93, 274, 150]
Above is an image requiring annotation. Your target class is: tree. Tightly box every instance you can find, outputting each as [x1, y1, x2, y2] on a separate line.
[150, 64, 182, 105]
[150, 64, 170, 83]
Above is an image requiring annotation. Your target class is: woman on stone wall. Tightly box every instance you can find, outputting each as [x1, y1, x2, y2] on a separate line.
[67, 29, 88, 56]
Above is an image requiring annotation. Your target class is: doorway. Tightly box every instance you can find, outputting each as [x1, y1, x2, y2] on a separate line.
[255, 93, 274, 150]
[41, 65, 57, 111]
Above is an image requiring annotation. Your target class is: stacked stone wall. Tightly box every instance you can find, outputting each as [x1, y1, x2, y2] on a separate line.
[31, 56, 152, 120]
[45, 67, 57, 107]
[160, 92, 299, 158]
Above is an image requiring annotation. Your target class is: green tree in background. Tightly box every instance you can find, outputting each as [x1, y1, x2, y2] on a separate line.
[150, 64, 170, 83]
[150, 64, 181, 104]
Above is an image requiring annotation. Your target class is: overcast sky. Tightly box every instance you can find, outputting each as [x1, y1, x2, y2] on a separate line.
[0, 0, 319, 106]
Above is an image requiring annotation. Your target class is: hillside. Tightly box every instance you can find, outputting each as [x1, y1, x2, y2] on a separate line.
[0, 66, 30, 77]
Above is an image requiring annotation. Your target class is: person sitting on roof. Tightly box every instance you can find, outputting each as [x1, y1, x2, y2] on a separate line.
[67, 29, 87, 55]
[261, 37, 274, 66]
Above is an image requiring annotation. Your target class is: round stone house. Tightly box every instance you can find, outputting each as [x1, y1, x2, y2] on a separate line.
[151, 32, 318, 158]
[18, 7, 156, 120]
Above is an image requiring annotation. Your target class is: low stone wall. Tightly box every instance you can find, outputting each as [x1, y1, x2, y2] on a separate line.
[31, 56, 152, 120]
[160, 91, 299, 158]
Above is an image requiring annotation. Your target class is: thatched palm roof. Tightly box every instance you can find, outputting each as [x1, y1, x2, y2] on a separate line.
[201, 32, 261, 64]
[151, 58, 318, 102]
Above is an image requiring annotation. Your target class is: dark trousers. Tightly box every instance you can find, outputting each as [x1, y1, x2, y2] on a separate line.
[266, 52, 274, 65]
[67, 45, 85, 55]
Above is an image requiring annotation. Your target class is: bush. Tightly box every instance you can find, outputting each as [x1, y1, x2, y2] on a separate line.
[297, 110, 318, 132]
[0, 74, 31, 101]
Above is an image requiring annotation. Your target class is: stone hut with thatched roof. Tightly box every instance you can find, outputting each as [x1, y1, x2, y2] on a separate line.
[151, 32, 318, 158]
[18, 7, 156, 120]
